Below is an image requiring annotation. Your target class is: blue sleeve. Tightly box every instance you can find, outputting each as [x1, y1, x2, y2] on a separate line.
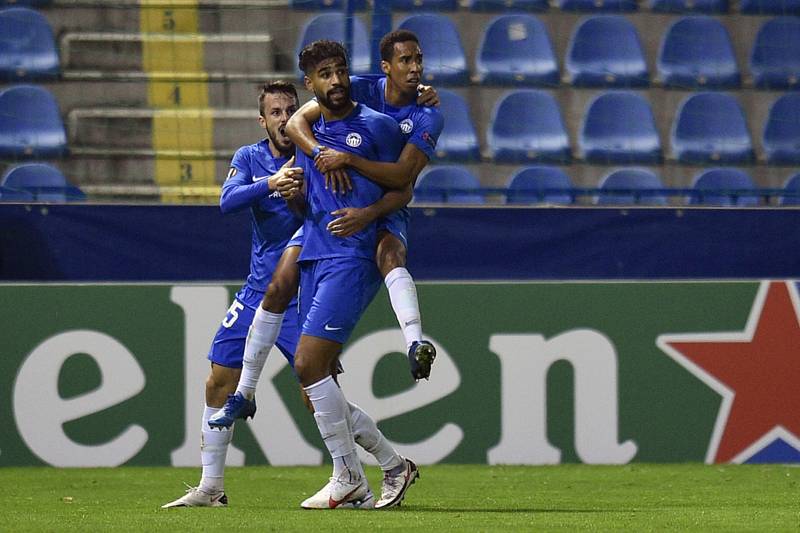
[407, 107, 444, 160]
[220, 147, 271, 214]
[349, 75, 381, 108]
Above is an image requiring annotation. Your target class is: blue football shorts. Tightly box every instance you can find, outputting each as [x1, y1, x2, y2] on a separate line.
[287, 226, 304, 249]
[207, 285, 299, 369]
[376, 207, 409, 250]
[298, 257, 382, 344]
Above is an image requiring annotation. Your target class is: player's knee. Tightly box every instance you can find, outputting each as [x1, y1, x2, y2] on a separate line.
[206, 366, 237, 395]
[377, 246, 406, 275]
[265, 277, 294, 312]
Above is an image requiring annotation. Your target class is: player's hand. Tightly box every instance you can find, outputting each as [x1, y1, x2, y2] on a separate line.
[327, 207, 371, 237]
[272, 156, 304, 199]
[324, 169, 352, 194]
[416, 84, 440, 107]
[315, 147, 350, 173]
[270, 156, 303, 196]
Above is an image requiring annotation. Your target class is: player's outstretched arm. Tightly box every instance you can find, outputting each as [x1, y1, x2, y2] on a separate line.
[328, 185, 412, 238]
[315, 142, 428, 190]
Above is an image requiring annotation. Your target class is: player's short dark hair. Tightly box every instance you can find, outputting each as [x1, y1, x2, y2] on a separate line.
[258, 80, 298, 116]
[298, 40, 349, 75]
[379, 30, 420, 62]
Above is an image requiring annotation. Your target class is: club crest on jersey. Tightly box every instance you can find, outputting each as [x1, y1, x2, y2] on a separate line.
[399, 119, 414, 134]
[345, 132, 362, 147]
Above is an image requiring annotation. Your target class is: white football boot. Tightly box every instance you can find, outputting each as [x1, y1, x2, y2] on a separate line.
[301, 470, 373, 510]
[375, 457, 419, 509]
[161, 485, 228, 508]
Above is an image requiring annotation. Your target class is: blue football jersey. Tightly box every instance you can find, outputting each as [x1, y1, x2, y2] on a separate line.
[298, 103, 404, 262]
[350, 75, 444, 161]
[220, 139, 303, 292]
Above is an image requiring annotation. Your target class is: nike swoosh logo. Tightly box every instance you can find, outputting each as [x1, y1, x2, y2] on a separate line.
[328, 485, 362, 508]
[252, 175, 269, 182]
[324, 324, 343, 331]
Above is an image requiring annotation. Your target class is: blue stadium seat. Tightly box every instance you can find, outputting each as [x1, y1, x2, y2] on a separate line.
[487, 90, 571, 163]
[0, 185, 34, 201]
[566, 15, 648, 87]
[690, 168, 758, 206]
[671, 93, 753, 164]
[469, 0, 549, 11]
[763, 93, 800, 165]
[1, 163, 85, 202]
[596, 168, 668, 205]
[750, 17, 800, 90]
[415, 166, 484, 203]
[580, 91, 661, 164]
[475, 15, 558, 86]
[657, 16, 740, 88]
[0, 85, 67, 158]
[435, 89, 480, 162]
[0, 7, 60, 81]
[557, 0, 637, 11]
[289, 0, 367, 9]
[390, 0, 458, 9]
[295, 14, 371, 77]
[740, 0, 800, 14]
[649, 0, 728, 13]
[780, 172, 800, 205]
[0, 1, 53, 5]
[506, 166, 574, 204]
[398, 14, 469, 85]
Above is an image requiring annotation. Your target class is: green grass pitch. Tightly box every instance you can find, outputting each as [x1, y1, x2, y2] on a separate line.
[3, 464, 798, 531]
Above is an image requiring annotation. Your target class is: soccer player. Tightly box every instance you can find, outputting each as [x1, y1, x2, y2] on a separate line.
[290, 39, 407, 509]
[294, 29, 444, 381]
[164, 80, 412, 510]
[161, 81, 304, 508]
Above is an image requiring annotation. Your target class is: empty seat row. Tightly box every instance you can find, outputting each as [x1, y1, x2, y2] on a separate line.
[437, 89, 800, 165]
[290, 0, 800, 14]
[415, 165, 800, 205]
[297, 13, 800, 90]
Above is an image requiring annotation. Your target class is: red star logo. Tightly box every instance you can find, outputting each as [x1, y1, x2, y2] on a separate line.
[657, 281, 800, 463]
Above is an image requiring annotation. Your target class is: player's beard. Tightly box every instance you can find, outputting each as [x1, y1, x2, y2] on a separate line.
[267, 125, 293, 157]
[315, 85, 350, 112]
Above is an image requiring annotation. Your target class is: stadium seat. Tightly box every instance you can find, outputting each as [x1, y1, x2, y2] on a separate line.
[740, 0, 800, 14]
[565, 15, 649, 87]
[0, 1, 53, 5]
[596, 168, 668, 205]
[0, 7, 60, 81]
[579, 91, 661, 164]
[469, 0, 549, 11]
[649, 0, 728, 12]
[290, 0, 366, 8]
[487, 90, 571, 163]
[390, 0, 458, 9]
[295, 14, 371, 77]
[434, 89, 481, 162]
[506, 166, 574, 204]
[671, 93, 753, 164]
[0, 85, 67, 159]
[657, 16, 740, 88]
[0, 163, 85, 202]
[0, 185, 34, 201]
[557, 0, 637, 12]
[750, 17, 800, 90]
[780, 172, 800, 205]
[475, 15, 558, 86]
[398, 14, 469, 85]
[414, 166, 484, 203]
[763, 93, 800, 165]
[690, 168, 759, 206]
